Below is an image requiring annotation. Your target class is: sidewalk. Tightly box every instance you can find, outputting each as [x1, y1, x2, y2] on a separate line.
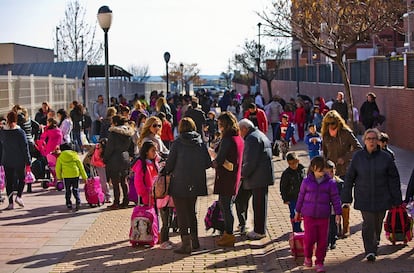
[1, 142, 414, 273]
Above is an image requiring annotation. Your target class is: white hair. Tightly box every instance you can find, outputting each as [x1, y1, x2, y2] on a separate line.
[238, 118, 254, 129]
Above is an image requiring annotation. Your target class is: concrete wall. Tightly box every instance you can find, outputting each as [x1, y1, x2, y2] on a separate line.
[0, 43, 54, 64]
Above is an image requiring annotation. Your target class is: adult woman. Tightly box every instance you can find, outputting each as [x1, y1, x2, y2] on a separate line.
[321, 110, 362, 238]
[212, 112, 244, 247]
[341, 128, 402, 262]
[70, 101, 84, 152]
[0, 111, 31, 210]
[103, 115, 134, 209]
[100, 106, 117, 139]
[155, 96, 173, 124]
[57, 109, 73, 144]
[138, 116, 169, 157]
[165, 117, 211, 254]
[130, 100, 149, 124]
[360, 92, 380, 130]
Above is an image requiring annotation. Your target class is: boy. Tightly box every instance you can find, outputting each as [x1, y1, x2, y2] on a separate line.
[280, 152, 306, 232]
[325, 160, 344, 250]
[56, 143, 88, 210]
[275, 114, 295, 159]
[304, 124, 322, 159]
[379, 132, 395, 161]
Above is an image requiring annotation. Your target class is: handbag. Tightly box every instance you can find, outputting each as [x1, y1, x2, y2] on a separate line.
[24, 170, 36, 184]
[152, 172, 171, 199]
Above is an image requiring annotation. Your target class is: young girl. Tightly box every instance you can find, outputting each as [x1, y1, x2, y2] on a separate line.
[90, 138, 111, 203]
[294, 156, 342, 273]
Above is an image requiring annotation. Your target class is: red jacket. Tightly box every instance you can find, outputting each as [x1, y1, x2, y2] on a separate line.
[160, 120, 174, 142]
[243, 108, 268, 133]
[295, 107, 306, 124]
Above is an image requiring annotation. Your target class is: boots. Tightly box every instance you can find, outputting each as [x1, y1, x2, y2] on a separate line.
[216, 231, 236, 247]
[174, 235, 192, 254]
[191, 233, 200, 250]
[341, 206, 350, 238]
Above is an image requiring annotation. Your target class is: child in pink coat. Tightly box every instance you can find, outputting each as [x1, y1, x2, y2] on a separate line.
[36, 118, 63, 157]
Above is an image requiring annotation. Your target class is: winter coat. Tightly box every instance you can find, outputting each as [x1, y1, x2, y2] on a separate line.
[90, 143, 105, 168]
[405, 168, 414, 203]
[332, 101, 348, 120]
[185, 107, 206, 136]
[241, 127, 274, 190]
[0, 126, 31, 168]
[322, 128, 362, 177]
[213, 134, 244, 196]
[35, 109, 48, 125]
[295, 106, 306, 124]
[342, 147, 402, 212]
[165, 131, 211, 198]
[280, 164, 306, 203]
[103, 125, 134, 174]
[243, 108, 268, 134]
[296, 173, 342, 219]
[55, 150, 87, 180]
[141, 133, 169, 158]
[360, 100, 380, 129]
[38, 127, 63, 157]
[264, 101, 283, 124]
[305, 132, 322, 153]
[160, 120, 174, 142]
[99, 118, 112, 139]
[274, 122, 295, 142]
[70, 109, 83, 133]
[60, 118, 73, 144]
[132, 158, 158, 206]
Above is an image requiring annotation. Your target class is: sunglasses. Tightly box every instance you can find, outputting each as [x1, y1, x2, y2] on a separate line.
[152, 124, 162, 128]
[327, 122, 337, 126]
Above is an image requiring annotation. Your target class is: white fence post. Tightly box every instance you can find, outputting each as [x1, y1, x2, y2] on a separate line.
[49, 74, 53, 105]
[8, 71, 13, 110]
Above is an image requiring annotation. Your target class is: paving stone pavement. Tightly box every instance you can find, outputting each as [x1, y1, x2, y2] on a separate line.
[1, 142, 414, 273]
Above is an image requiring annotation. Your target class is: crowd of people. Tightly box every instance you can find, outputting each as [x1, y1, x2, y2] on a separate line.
[0, 88, 411, 273]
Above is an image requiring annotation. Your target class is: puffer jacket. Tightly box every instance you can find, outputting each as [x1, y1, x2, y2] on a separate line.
[103, 125, 134, 173]
[165, 131, 211, 198]
[280, 163, 306, 203]
[241, 127, 274, 190]
[132, 158, 158, 206]
[296, 173, 342, 218]
[322, 128, 362, 177]
[38, 127, 63, 157]
[342, 147, 402, 212]
[55, 150, 87, 180]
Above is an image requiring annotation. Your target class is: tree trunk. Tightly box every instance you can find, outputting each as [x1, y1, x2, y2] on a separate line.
[336, 59, 355, 132]
[266, 79, 273, 103]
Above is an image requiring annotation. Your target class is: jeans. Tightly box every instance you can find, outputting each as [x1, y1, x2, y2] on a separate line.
[288, 200, 302, 232]
[219, 195, 234, 234]
[107, 171, 128, 205]
[64, 177, 81, 205]
[271, 122, 281, 143]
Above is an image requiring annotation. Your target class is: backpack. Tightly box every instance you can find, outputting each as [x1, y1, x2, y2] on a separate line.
[384, 205, 413, 244]
[204, 200, 225, 233]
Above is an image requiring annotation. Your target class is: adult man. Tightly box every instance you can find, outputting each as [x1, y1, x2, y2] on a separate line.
[243, 103, 268, 134]
[92, 95, 107, 136]
[331, 91, 348, 121]
[238, 118, 274, 240]
[264, 96, 283, 143]
[341, 128, 402, 262]
[184, 96, 206, 137]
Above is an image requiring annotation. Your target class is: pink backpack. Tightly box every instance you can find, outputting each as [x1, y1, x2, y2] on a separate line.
[129, 205, 159, 247]
[84, 176, 105, 207]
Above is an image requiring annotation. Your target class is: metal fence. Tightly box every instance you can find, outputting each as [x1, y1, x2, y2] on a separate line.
[0, 72, 82, 118]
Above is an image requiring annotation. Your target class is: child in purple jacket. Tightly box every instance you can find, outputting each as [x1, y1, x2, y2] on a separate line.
[294, 156, 342, 273]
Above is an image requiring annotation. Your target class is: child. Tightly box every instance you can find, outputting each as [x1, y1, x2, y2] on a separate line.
[294, 156, 342, 273]
[304, 124, 322, 159]
[275, 114, 295, 159]
[204, 111, 218, 146]
[90, 138, 111, 203]
[312, 106, 323, 132]
[280, 152, 306, 232]
[324, 160, 344, 250]
[56, 143, 88, 210]
[379, 132, 395, 161]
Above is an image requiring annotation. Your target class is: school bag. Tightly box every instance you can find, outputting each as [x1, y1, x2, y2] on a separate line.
[204, 200, 225, 233]
[84, 168, 105, 207]
[128, 173, 139, 204]
[129, 202, 159, 247]
[384, 205, 413, 244]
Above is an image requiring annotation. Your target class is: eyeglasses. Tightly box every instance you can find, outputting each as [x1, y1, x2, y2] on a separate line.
[152, 124, 162, 128]
[366, 137, 378, 141]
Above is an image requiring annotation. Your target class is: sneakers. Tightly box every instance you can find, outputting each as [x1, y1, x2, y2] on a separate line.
[159, 241, 174, 250]
[366, 252, 376, 262]
[315, 264, 325, 272]
[303, 257, 312, 267]
[216, 232, 236, 247]
[15, 197, 24, 207]
[247, 231, 266, 240]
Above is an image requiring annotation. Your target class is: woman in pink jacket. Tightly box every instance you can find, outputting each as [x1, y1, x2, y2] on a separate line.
[36, 118, 63, 157]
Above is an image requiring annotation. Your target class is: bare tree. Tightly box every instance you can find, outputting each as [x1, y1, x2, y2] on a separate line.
[128, 64, 151, 82]
[161, 63, 203, 93]
[56, 0, 103, 64]
[234, 39, 289, 100]
[261, 0, 406, 124]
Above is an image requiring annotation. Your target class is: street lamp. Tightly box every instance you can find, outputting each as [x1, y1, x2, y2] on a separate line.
[257, 22, 262, 94]
[292, 40, 302, 95]
[179, 63, 184, 95]
[97, 5, 113, 107]
[55, 26, 60, 62]
[404, 11, 413, 52]
[164, 52, 171, 96]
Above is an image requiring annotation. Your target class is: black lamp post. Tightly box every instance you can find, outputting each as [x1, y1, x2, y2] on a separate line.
[257, 22, 262, 94]
[179, 63, 184, 95]
[97, 6, 113, 107]
[292, 40, 302, 95]
[164, 52, 171, 96]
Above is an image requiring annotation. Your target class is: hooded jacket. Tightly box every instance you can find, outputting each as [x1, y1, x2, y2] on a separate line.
[165, 131, 211, 198]
[103, 125, 134, 173]
[55, 150, 87, 180]
[296, 173, 342, 218]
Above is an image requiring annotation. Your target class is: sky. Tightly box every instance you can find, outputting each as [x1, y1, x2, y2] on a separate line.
[0, 0, 273, 76]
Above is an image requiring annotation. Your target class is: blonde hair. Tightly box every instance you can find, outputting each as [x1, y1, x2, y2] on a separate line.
[155, 97, 167, 112]
[138, 116, 162, 147]
[321, 110, 351, 136]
